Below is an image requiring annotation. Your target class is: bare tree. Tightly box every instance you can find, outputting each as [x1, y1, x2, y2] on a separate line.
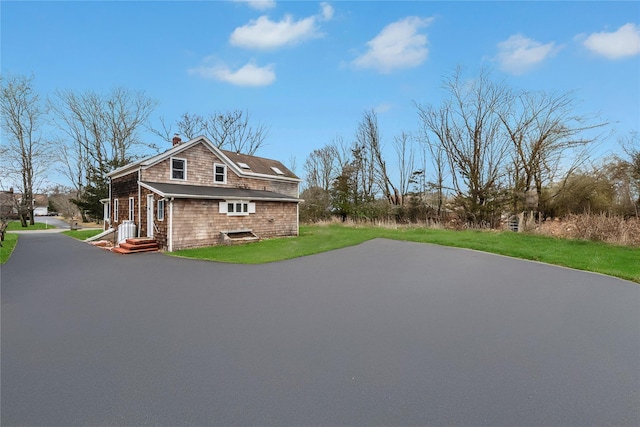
[204, 110, 268, 155]
[302, 137, 345, 221]
[49, 87, 158, 220]
[304, 144, 338, 192]
[610, 132, 640, 217]
[288, 155, 298, 175]
[105, 87, 159, 164]
[416, 68, 510, 225]
[148, 112, 207, 144]
[151, 110, 268, 155]
[498, 89, 608, 218]
[417, 129, 450, 219]
[393, 131, 415, 206]
[177, 112, 206, 140]
[354, 110, 397, 204]
[0, 74, 51, 226]
[50, 87, 158, 170]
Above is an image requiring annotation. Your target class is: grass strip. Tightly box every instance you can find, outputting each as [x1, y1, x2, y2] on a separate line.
[169, 224, 640, 283]
[6, 221, 56, 231]
[0, 233, 19, 264]
[63, 229, 105, 240]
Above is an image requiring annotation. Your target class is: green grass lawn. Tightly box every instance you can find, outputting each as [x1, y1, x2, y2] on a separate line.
[63, 229, 105, 240]
[6, 220, 56, 231]
[3, 222, 638, 283]
[0, 233, 19, 264]
[170, 224, 640, 283]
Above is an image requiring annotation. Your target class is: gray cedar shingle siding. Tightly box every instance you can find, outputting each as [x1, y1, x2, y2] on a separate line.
[111, 172, 138, 224]
[107, 136, 300, 251]
[170, 199, 297, 250]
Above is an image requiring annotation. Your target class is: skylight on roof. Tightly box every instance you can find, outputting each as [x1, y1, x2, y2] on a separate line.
[271, 166, 285, 175]
[237, 162, 251, 169]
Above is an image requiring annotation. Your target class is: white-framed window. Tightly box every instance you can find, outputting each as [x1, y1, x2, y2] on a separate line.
[104, 202, 110, 221]
[113, 198, 119, 222]
[271, 166, 285, 175]
[214, 163, 227, 184]
[219, 200, 256, 216]
[157, 200, 165, 221]
[128, 197, 135, 221]
[171, 157, 187, 180]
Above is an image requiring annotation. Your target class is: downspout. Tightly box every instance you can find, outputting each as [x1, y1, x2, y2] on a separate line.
[108, 177, 112, 231]
[137, 167, 142, 237]
[296, 182, 300, 235]
[168, 197, 174, 252]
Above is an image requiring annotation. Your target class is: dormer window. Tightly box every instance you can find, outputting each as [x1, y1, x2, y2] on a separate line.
[271, 166, 285, 175]
[171, 157, 186, 180]
[214, 163, 227, 184]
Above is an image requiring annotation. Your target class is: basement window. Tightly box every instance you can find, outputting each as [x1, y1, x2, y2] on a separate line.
[219, 200, 256, 216]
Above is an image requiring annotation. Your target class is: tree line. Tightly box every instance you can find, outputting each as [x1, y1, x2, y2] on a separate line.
[1, 70, 638, 228]
[301, 68, 639, 227]
[0, 73, 268, 224]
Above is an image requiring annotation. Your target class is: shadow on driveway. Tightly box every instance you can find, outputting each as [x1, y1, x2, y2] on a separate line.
[2, 233, 639, 426]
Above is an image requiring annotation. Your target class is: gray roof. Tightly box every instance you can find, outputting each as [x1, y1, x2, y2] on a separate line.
[219, 149, 297, 179]
[140, 181, 300, 202]
[108, 136, 299, 181]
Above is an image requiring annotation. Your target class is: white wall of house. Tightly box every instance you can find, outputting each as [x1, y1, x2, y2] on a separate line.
[33, 207, 48, 216]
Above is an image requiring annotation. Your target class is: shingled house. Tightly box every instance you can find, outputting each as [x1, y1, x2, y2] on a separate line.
[104, 136, 300, 251]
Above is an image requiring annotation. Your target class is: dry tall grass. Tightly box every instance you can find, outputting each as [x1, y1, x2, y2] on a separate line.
[307, 214, 640, 247]
[545, 214, 640, 246]
[310, 217, 449, 231]
[531, 214, 639, 246]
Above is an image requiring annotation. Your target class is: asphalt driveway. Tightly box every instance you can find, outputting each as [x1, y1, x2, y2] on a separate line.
[2, 232, 639, 426]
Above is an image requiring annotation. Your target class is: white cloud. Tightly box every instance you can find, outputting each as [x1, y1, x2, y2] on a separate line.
[233, 0, 276, 11]
[374, 103, 393, 114]
[320, 2, 334, 21]
[495, 34, 559, 75]
[188, 61, 276, 87]
[352, 16, 433, 74]
[230, 4, 333, 50]
[582, 23, 640, 59]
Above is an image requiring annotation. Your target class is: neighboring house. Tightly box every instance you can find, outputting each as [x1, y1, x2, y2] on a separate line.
[0, 190, 48, 218]
[0, 189, 18, 219]
[33, 194, 49, 216]
[105, 135, 301, 251]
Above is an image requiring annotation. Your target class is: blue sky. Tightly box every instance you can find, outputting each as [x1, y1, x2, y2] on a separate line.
[2, 0, 639, 186]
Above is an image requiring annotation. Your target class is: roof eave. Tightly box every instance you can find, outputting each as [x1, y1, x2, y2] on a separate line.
[163, 193, 300, 202]
[138, 181, 300, 203]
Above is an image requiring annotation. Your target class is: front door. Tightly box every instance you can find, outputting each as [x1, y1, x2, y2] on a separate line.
[146, 194, 154, 238]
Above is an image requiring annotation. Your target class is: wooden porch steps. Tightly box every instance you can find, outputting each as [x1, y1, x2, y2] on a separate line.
[112, 238, 159, 254]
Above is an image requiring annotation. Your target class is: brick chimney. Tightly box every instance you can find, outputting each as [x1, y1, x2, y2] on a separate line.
[172, 134, 182, 146]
